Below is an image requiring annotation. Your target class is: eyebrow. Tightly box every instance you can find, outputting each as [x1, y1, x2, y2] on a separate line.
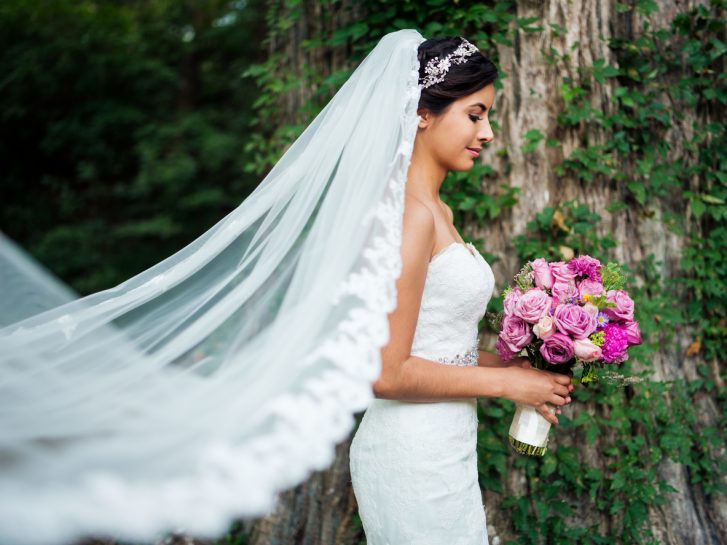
[469, 102, 487, 112]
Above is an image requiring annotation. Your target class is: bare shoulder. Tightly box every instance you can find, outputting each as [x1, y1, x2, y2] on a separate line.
[402, 194, 435, 254]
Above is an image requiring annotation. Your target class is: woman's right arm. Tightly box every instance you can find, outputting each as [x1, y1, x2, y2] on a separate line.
[371, 197, 572, 425]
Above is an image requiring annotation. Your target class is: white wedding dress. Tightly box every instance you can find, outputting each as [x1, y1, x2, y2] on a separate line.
[349, 240, 496, 545]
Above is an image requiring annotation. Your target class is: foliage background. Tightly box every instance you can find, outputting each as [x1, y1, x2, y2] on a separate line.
[1, 1, 725, 544]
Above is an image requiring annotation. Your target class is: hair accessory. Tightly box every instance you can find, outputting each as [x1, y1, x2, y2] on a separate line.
[420, 37, 480, 89]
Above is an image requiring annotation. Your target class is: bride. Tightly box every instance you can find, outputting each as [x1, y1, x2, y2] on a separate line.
[0, 30, 572, 545]
[349, 36, 573, 544]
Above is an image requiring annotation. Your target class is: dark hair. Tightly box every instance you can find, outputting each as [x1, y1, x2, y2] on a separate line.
[417, 36, 498, 115]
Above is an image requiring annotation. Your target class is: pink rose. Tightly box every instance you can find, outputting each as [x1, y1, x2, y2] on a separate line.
[499, 315, 534, 352]
[551, 280, 578, 305]
[503, 288, 521, 316]
[533, 316, 555, 340]
[531, 258, 554, 290]
[553, 304, 597, 339]
[574, 338, 602, 362]
[582, 302, 599, 318]
[578, 279, 605, 300]
[550, 261, 577, 284]
[539, 332, 575, 364]
[620, 321, 642, 346]
[603, 290, 635, 322]
[513, 288, 552, 324]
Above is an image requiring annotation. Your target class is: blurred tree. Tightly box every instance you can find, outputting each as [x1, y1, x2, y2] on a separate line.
[0, 0, 267, 293]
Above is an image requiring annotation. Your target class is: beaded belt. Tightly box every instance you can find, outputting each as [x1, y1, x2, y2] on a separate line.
[435, 342, 480, 367]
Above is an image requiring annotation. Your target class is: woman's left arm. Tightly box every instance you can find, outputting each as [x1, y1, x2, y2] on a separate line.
[477, 350, 525, 368]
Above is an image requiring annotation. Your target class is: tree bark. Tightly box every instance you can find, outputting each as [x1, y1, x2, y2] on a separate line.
[244, 1, 727, 544]
[478, 1, 726, 544]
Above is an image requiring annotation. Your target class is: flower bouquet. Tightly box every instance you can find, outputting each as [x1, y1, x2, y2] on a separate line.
[493, 256, 642, 456]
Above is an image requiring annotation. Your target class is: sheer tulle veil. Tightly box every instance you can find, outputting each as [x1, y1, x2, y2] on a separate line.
[0, 29, 426, 544]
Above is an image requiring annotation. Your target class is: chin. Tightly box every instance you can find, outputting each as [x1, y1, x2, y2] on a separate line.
[451, 161, 476, 172]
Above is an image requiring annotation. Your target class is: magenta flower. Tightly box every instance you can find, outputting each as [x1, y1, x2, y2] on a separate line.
[513, 288, 552, 324]
[568, 255, 602, 282]
[500, 315, 534, 352]
[553, 303, 598, 340]
[539, 333, 575, 365]
[550, 262, 577, 284]
[531, 258, 554, 290]
[620, 321, 642, 346]
[503, 287, 522, 316]
[496, 336, 518, 362]
[603, 289, 635, 322]
[602, 323, 629, 363]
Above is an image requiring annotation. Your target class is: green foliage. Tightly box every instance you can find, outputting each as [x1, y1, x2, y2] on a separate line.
[601, 262, 626, 291]
[0, 0, 267, 293]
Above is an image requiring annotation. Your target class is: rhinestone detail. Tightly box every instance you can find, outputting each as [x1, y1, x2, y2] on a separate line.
[436, 342, 479, 367]
[420, 38, 480, 89]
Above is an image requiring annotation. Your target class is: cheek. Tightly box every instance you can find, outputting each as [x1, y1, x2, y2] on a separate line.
[437, 118, 470, 149]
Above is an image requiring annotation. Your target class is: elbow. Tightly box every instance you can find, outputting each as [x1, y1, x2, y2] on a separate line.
[372, 370, 398, 398]
[372, 377, 389, 399]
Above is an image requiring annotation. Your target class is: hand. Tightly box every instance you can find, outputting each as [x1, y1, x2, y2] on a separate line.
[501, 361, 575, 425]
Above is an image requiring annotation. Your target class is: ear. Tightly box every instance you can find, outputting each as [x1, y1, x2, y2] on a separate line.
[417, 108, 433, 129]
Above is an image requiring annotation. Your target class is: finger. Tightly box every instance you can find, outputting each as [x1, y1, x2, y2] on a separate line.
[550, 395, 567, 406]
[553, 384, 570, 397]
[554, 374, 572, 386]
[538, 405, 559, 425]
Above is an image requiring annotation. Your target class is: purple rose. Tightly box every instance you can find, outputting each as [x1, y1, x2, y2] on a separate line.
[539, 332, 575, 364]
[568, 255, 602, 282]
[496, 336, 517, 362]
[551, 280, 578, 305]
[620, 321, 642, 346]
[577, 279, 605, 300]
[603, 289, 635, 322]
[531, 258, 554, 290]
[550, 261, 577, 284]
[602, 323, 629, 363]
[503, 288, 521, 316]
[553, 303, 597, 339]
[513, 288, 552, 324]
[500, 315, 534, 352]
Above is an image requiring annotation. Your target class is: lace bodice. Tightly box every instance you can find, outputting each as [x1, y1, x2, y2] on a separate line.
[410, 241, 495, 364]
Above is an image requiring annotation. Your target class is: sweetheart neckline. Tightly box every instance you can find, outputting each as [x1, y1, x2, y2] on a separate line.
[429, 241, 476, 264]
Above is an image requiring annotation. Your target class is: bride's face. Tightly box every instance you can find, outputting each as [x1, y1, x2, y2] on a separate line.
[416, 84, 495, 171]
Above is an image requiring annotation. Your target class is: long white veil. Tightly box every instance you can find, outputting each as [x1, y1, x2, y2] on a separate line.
[0, 28, 425, 545]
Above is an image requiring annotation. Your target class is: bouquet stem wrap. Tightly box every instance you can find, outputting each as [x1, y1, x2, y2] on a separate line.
[508, 403, 555, 456]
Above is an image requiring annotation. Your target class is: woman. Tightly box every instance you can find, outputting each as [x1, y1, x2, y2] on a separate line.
[349, 37, 574, 545]
[0, 30, 570, 545]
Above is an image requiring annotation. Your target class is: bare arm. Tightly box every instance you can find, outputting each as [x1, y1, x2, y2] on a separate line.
[477, 349, 519, 368]
[372, 197, 573, 424]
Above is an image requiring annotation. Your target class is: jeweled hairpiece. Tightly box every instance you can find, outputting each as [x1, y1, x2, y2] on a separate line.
[420, 38, 480, 89]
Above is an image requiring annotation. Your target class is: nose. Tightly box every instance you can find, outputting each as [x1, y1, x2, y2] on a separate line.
[478, 117, 494, 144]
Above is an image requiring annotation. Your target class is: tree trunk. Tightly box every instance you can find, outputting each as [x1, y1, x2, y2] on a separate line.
[243, 1, 726, 544]
[477, 1, 726, 544]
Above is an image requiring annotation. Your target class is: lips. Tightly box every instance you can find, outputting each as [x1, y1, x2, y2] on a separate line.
[466, 147, 481, 157]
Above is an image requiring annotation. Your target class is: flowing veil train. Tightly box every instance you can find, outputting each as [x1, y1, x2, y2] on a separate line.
[0, 29, 426, 544]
